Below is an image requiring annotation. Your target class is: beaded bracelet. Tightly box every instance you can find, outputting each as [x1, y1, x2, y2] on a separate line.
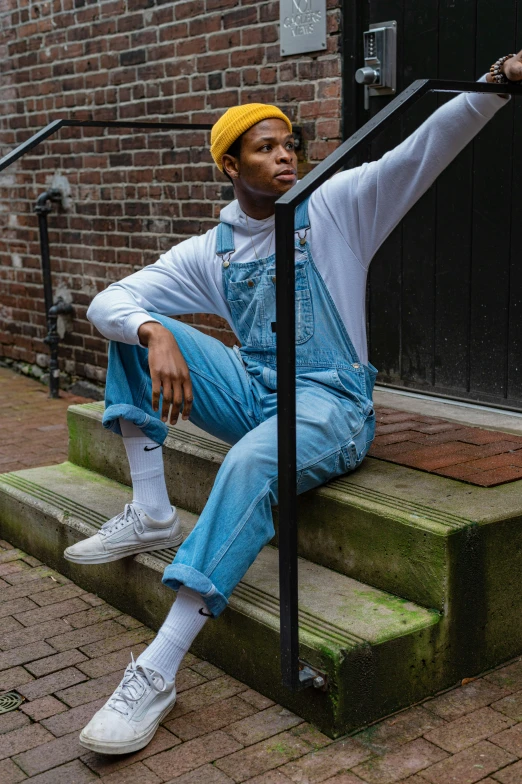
[489, 54, 517, 84]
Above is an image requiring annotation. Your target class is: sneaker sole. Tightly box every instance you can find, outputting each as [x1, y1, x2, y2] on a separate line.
[63, 532, 184, 565]
[78, 698, 176, 755]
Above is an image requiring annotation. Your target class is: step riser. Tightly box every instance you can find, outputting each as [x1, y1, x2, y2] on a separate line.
[67, 405, 219, 518]
[68, 405, 450, 609]
[0, 468, 450, 738]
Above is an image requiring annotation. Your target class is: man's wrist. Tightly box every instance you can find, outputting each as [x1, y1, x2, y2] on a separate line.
[138, 321, 165, 347]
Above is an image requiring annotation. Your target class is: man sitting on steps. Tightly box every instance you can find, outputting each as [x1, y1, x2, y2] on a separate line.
[66, 52, 521, 755]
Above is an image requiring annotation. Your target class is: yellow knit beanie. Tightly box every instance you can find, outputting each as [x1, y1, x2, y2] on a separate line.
[210, 103, 293, 172]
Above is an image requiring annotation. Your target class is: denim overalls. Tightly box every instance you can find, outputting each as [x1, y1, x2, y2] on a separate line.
[103, 198, 377, 616]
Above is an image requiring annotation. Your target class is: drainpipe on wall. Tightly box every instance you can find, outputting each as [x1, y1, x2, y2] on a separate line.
[34, 189, 74, 399]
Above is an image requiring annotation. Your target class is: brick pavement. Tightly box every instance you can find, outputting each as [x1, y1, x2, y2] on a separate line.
[0, 367, 92, 474]
[369, 409, 522, 487]
[0, 541, 522, 783]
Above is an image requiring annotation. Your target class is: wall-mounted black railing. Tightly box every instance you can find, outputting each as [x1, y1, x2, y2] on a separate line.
[274, 79, 521, 691]
[0, 81, 519, 694]
[0, 119, 213, 398]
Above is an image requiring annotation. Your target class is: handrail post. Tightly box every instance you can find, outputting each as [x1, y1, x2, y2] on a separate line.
[275, 200, 300, 690]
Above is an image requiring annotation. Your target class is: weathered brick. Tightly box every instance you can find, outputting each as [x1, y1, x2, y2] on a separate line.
[100, 761, 163, 783]
[25, 649, 88, 678]
[65, 604, 121, 629]
[351, 738, 449, 783]
[423, 706, 514, 753]
[12, 730, 86, 776]
[165, 675, 248, 719]
[420, 740, 516, 784]
[227, 705, 303, 746]
[20, 695, 67, 721]
[20, 759, 98, 783]
[0, 711, 30, 736]
[0, 723, 54, 761]
[46, 619, 125, 651]
[353, 705, 445, 752]
[165, 695, 256, 741]
[214, 732, 313, 782]
[424, 678, 511, 720]
[79, 626, 154, 657]
[0, 666, 34, 692]
[29, 584, 85, 607]
[281, 738, 372, 784]
[13, 597, 89, 627]
[18, 666, 88, 701]
[0, 758, 27, 783]
[146, 730, 242, 780]
[0, 619, 71, 651]
[164, 765, 236, 783]
[0, 597, 39, 620]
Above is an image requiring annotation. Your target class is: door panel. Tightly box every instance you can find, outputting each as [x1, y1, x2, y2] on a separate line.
[352, 0, 522, 408]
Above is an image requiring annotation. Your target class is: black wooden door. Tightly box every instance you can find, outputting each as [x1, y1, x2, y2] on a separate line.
[345, 0, 522, 409]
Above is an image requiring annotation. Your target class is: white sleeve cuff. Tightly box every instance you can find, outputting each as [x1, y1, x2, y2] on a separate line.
[465, 73, 511, 118]
[122, 312, 161, 346]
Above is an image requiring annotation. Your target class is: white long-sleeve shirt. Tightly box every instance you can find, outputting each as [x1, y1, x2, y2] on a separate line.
[87, 78, 508, 366]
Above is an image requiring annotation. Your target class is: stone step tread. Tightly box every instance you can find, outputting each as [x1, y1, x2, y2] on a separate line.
[0, 462, 440, 651]
[70, 403, 522, 529]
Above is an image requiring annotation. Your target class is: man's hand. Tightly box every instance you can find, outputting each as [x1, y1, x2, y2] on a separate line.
[138, 322, 193, 425]
[486, 50, 522, 83]
[504, 50, 522, 81]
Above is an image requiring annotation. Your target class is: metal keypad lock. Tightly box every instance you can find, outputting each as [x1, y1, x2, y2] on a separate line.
[355, 20, 397, 110]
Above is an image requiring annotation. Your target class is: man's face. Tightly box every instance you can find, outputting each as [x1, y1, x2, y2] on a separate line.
[223, 118, 298, 201]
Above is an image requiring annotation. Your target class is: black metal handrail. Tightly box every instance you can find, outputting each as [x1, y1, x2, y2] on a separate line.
[0, 119, 213, 173]
[274, 79, 521, 691]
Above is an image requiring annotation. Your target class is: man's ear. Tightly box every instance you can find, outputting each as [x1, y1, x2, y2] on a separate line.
[222, 154, 240, 180]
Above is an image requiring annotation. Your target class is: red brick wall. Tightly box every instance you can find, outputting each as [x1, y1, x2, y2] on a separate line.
[0, 0, 342, 385]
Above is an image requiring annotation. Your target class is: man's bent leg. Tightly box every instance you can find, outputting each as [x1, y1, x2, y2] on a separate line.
[66, 317, 258, 566]
[103, 314, 257, 445]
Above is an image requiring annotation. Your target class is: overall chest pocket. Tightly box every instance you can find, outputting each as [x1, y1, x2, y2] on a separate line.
[225, 261, 314, 348]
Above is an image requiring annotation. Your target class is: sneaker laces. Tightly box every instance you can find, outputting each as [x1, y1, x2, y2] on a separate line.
[100, 504, 145, 537]
[107, 655, 166, 716]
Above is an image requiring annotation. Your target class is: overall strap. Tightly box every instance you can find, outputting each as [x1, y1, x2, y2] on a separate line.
[294, 196, 311, 233]
[216, 222, 235, 257]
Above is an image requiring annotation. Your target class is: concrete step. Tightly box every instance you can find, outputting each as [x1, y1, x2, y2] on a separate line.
[0, 461, 445, 738]
[67, 402, 522, 623]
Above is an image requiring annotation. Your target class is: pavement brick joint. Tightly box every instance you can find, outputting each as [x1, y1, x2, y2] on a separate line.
[1, 545, 522, 783]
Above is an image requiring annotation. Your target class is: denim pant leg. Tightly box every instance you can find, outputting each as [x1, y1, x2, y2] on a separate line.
[163, 386, 375, 617]
[103, 314, 257, 446]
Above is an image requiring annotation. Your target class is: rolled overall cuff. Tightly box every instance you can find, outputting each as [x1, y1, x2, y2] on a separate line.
[162, 563, 227, 618]
[102, 403, 169, 444]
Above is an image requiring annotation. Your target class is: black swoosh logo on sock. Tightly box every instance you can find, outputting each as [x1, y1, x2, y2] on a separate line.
[198, 608, 213, 617]
[144, 444, 161, 451]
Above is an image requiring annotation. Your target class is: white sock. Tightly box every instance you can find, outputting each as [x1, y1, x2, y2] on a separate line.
[136, 586, 211, 681]
[119, 418, 172, 522]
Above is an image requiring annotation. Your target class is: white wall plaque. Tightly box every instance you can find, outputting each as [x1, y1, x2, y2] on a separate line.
[280, 0, 327, 57]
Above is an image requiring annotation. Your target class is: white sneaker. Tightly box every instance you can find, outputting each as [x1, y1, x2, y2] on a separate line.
[64, 503, 183, 564]
[79, 656, 176, 754]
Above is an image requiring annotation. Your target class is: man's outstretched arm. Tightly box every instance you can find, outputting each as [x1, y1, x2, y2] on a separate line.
[314, 53, 521, 268]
